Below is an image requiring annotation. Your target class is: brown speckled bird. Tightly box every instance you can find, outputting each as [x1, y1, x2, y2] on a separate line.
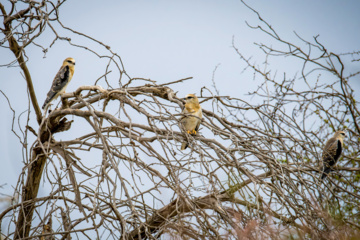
[42, 57, 75, 109]
[179, 94, 202, 150]
[321, 131, 346, 180]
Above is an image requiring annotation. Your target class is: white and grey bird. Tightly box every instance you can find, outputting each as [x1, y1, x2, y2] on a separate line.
[42, 57, 76, 109]
[320, 130, 346, 180]
[179, 94, 202, 150]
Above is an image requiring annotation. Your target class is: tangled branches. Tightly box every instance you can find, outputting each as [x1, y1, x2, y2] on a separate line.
[1, 1, 359, 239]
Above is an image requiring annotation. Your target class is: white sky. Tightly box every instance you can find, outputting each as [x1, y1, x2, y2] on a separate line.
[0, 0, 359, 220]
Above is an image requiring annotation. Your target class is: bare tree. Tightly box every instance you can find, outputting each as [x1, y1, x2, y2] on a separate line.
[1, 1, 360, 239]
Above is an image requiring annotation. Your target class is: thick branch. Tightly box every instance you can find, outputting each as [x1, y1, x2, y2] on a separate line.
[0, 5, 46, 239]
[2, 7, 42, 124]
[126, 171, 307, 239]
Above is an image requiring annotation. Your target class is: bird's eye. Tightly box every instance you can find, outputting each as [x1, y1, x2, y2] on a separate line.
[187, 97, 193, 99]
[67, 60, 74, 64]
[341, 133, 345, 136]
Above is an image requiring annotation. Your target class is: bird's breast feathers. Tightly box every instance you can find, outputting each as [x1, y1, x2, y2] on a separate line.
[68, 65, 75, 79]
[184, 104, 202, 117]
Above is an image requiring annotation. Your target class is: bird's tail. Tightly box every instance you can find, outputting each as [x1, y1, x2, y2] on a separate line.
[321, 167, 332, 180]
[42, 95, 53, 110]
[42, 91, 57, 110]
[42, 100, 49, 109]
[181, 142, 189, 150]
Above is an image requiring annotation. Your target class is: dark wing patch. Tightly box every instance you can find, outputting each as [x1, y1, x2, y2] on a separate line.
[334, 140, 342, 163]
[42, 66, 70, 109]
[194, 119, 201, 132]
[52, 65, 70, 92]
[321, 138, 342, 180]
[322, 138, 337, 167]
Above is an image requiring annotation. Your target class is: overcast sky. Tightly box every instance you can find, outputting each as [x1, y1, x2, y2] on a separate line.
[1, 0, 359, 212]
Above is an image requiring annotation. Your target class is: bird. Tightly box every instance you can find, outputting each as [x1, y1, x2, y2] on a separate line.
[42, 57, 76, 109]
[179, 94, 202, 150]
[320, 130, 346, 180]
[40, 217, 54, 240]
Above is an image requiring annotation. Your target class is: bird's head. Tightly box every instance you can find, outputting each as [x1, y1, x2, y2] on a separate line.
[183, 94, 199, 105]
[63, 57, 76, 67]
[334, 130, 346, 140]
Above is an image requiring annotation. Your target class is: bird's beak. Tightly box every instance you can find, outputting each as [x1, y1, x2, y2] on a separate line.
[73, 62, 76, 65]
[182, 98, 186, 101]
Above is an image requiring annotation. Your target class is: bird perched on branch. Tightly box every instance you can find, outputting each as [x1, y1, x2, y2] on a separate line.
[40, 217, 54, 240]
[42, 57, 76, 109]
[179, 94, 202, 150]
[320, 130, 346, 180]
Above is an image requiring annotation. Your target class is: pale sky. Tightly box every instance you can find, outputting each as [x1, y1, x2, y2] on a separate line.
[0, 0, 359, 219]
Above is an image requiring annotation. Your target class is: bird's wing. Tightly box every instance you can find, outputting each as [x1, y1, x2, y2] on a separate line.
[42, 65, 70, 109]
[322, 138, 341, 167]
[194, 119, 201, 132]
[321, 138, 342, 179]
[194, 109, 202, 132]
[335, 139, 342, 161]
[51, 65, 70, 93]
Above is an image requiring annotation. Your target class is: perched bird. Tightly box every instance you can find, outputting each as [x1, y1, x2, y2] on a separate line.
[40, 217, 54, 240]
[179, 94, 202, 150]
[320, 131, 346, 180]
[42, 57, 76, 109]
